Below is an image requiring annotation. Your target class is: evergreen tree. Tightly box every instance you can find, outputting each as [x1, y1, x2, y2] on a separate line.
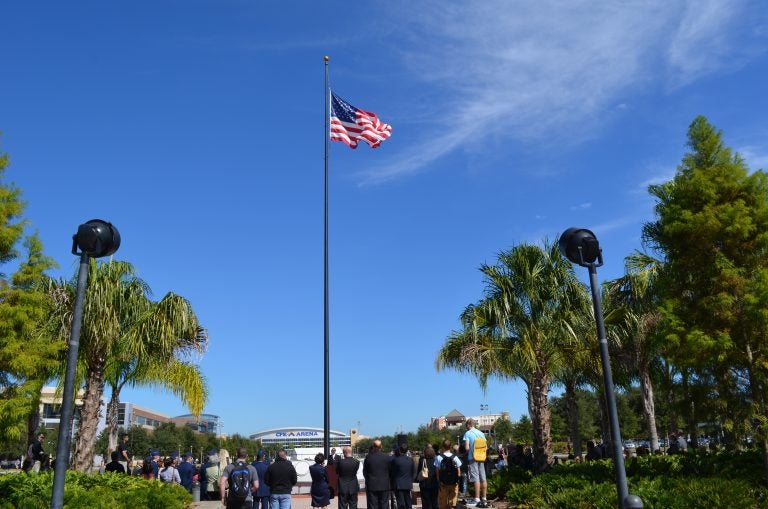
[644, 116, 768, 479]
[0, 141, 59, 447]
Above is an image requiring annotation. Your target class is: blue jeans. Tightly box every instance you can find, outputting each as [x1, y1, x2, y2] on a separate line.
[270, 494, 291, 509]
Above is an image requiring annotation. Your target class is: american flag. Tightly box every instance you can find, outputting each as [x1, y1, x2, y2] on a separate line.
[330, 91, 392, 149]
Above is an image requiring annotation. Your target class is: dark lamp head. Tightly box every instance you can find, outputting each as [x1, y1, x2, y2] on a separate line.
[559, 227, 600, 265]
[73, 219, 121, 258]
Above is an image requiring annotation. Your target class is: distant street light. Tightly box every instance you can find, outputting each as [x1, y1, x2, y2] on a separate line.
[559, 228, 642, 509]
[51, 220, 120, 509]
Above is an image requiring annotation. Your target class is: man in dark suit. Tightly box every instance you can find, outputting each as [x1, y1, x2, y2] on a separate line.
[390, 443, 415, 509]
[363, 440, 392, 509]
[328, 448, 342, 467]
[336, 446, 360, 509]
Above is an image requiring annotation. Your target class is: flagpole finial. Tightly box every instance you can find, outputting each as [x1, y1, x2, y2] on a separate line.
[324, 55, 329, 62]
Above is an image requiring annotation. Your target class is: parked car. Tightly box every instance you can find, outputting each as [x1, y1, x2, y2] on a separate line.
[622, 440, 637, 450]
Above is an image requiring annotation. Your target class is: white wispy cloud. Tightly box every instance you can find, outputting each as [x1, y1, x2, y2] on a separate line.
[361, 0, 762, 184]
[666, 0, 750, 87]
[739, 145, 768, 171]
[634, 163, 678, 194]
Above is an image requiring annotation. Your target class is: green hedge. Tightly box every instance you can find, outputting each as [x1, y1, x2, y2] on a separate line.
[507, 475, 766, 509]
[0, 471, 191, 509]
[491, 450, 768, 509]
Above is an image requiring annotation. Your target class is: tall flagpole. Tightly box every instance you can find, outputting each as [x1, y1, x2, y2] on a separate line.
[323, 55, 331, 459]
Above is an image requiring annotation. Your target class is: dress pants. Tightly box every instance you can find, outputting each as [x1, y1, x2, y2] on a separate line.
[338, 491, 358, 509]
[394, 489, 412, 509]
[367, 490, 390, 509]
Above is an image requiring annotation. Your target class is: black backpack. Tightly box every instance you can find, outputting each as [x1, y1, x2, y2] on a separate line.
[229, 462, 252, 500]
[438, 454, 458, 485]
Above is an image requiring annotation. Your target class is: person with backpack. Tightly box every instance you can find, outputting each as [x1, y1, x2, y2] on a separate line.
[462, 418, 488, 508]
[220, 448, 259, 509]
[435, 439, 461, 509]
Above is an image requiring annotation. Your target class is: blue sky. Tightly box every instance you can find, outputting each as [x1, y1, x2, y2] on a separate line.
[2, 1, 767, 439]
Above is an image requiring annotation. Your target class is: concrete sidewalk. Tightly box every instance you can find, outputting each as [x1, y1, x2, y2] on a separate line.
[191, 494, 365, 509]
[190, 489, 440, 509]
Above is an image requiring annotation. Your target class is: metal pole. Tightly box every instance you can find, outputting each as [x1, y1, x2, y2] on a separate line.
[51, 252, 90, 509]
[323, 55, 331, 459]
[587, 263, 631, 509]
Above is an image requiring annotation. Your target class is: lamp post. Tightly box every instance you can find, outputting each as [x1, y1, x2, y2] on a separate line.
[51, 220, 120, 509]
[558, 228, 642, 509]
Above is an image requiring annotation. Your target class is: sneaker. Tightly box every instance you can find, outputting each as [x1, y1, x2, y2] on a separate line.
[468, 499, 480, 506]
[476, 503, 487, 508]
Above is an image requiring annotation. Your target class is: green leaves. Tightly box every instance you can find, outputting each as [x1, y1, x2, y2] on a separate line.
[644, 116, 768, 460]
[0, 470, 192, 509]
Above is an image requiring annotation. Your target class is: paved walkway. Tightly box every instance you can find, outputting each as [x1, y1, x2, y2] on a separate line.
[189, 487, 440, 509]
[191, 494, 363, 509]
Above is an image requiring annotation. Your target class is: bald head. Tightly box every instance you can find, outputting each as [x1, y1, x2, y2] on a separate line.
[343, 446, 353, 457]
[373, 440, 382, 451]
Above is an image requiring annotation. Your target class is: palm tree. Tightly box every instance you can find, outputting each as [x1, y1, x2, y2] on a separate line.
[604, 251, 663, 452]
[437, 241, 588, 469]
[49, 259, 207, 471]
[104, 291, 208, 454]
[552, 319, 598, 459]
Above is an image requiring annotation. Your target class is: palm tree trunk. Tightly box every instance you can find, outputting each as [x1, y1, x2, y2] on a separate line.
[528, 361, 552, 472]
[27, 397, 42, 441]
[638, 364, 659, 452]
[106, 387, 122, 456]
[661, 359, 677, 448]
[564, 381, 582, 458]
[744, 342, 768, 483]
[595, 386, 612, 456]
[73, 362, 105, 471]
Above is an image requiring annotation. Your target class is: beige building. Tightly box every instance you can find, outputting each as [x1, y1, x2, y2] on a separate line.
[38, 387, 87, 433]
[428, 409, 511, 434]
[118, 402, 170, 430]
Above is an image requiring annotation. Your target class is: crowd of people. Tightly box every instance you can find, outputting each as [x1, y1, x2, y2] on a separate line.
[363, 417, 490, 509]
[17, 421, 708, 509]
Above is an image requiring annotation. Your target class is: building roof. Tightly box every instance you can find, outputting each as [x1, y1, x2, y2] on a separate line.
[445, 409, 465, 419]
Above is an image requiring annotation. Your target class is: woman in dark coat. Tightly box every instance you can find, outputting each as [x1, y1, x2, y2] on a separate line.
[310, 453, 331, 509]
[416, 445, 438, 509]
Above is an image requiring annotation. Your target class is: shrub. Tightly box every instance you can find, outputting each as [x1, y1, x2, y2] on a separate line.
[487, 465, 532, 499]
[0, 471, 191, 509]
[506, 474, 767, 509]
[496, 450, 768, 508]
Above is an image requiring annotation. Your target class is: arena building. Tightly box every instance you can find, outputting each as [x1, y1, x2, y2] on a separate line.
[250, 427, 356, 460]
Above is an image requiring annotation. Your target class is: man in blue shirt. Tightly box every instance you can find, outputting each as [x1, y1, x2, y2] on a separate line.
[462, 419, 488, 508]
[177, 452, 195, 492]
[251, 449, 271, 509]
[146, 449, 161, 479]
